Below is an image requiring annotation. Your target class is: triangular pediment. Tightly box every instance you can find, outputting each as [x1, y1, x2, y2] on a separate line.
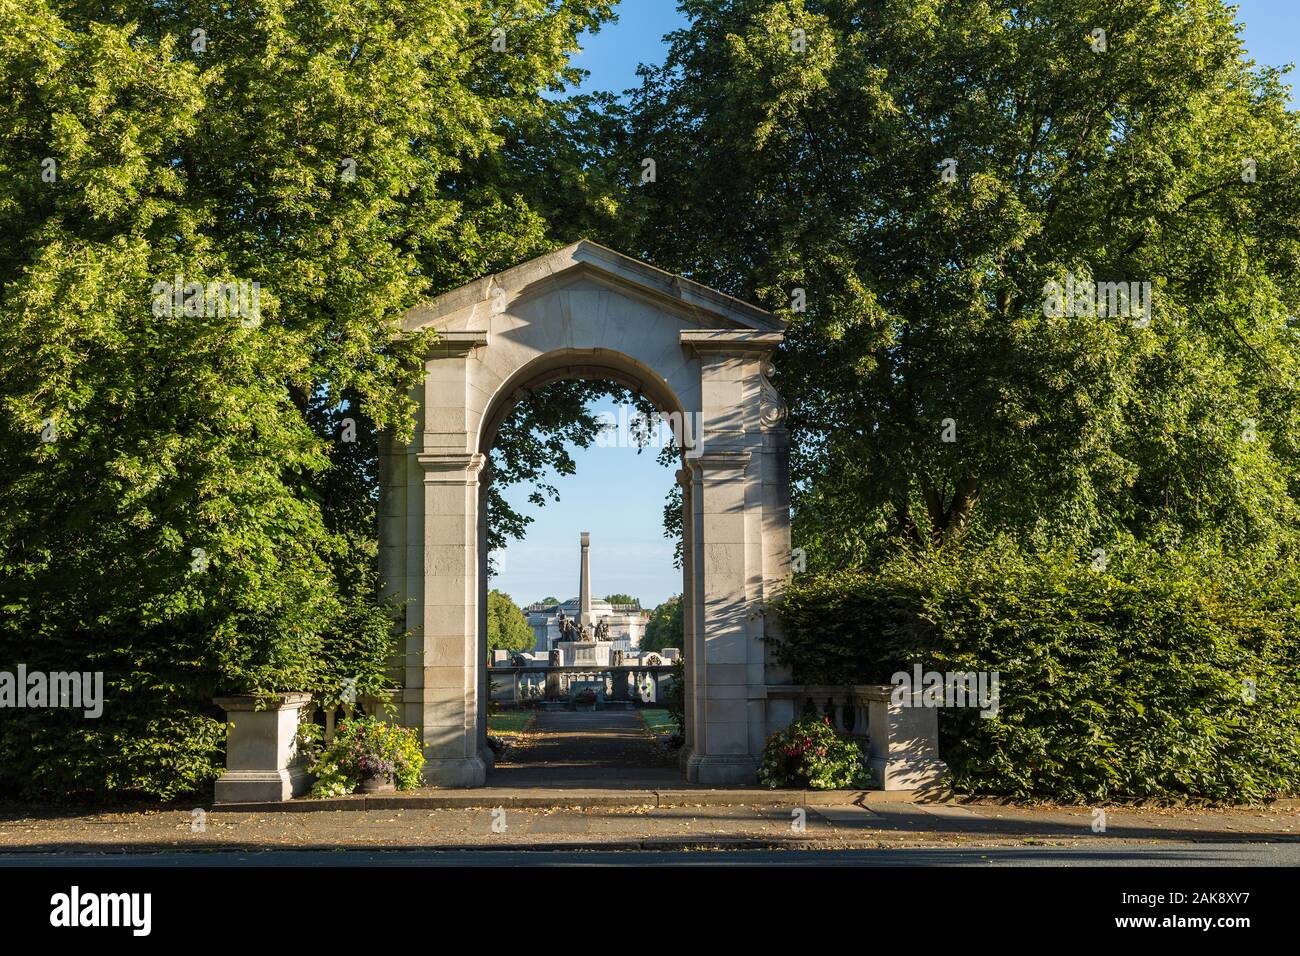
[404, 240, 782, 334]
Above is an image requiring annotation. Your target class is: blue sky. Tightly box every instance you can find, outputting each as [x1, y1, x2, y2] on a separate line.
[567, 0, 1298, 98]
[489, 0, 1299, 611]
[492, 398, 679, 609]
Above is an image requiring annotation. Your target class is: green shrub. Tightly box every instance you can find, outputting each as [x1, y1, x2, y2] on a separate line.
[308, 716, 424, 797]
[775, 543, 1300, 802]
[758, 715, 869, 790]
[665, 657, 686, 736]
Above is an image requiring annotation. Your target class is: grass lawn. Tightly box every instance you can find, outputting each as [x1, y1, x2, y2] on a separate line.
[639, 709, 676, 735]
[488, 711, 534, 736]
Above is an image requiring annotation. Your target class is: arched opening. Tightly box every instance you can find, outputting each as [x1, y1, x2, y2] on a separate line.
[384, 241, 790, 790]
[474, 352, 693, 788]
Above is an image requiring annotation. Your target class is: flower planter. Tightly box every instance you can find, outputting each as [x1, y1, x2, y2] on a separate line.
[361, 773, 396, 794]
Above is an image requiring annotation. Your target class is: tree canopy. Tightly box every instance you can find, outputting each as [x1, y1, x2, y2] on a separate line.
[642, 595, 683, 653]
[487, 590, 534, 653]
[617, 0, 1300, 566]
[0, 0, 616, 798]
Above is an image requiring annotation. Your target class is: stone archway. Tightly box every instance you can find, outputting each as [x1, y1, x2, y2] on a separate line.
[379, 241, 791, 787]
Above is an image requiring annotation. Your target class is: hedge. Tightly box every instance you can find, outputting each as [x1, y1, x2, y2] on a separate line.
[774, 545, 1300, 802]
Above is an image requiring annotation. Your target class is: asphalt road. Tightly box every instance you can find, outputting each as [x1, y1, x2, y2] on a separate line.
[0, 842, 1294, 866]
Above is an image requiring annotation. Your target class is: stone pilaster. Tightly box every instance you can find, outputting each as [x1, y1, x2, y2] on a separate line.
[678, 331, 787, 785]
[414, 450, 488, 788]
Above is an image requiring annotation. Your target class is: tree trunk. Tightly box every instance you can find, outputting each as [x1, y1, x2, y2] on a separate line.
[916, 474, 981, 545]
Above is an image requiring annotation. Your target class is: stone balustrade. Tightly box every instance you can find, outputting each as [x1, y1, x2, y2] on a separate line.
[489, 664, 676, 705]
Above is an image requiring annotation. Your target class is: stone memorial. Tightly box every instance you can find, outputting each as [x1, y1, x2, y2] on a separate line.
[379, 240, 792, 786]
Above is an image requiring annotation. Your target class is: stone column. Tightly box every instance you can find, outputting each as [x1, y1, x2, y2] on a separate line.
[416, 450, 488, 788]
[476, 466, 493, 771]
[578, 531, 592, 626]
[676, 467, 698, 774]
[679, 330, 787, 785]
[380, 330, 491, 786]
[684, 449, 758, 784]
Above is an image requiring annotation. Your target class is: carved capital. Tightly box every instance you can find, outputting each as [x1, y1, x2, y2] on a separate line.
[417, 451, 487, 484]
[688, 449, 752, 480]
[680, 329, 783, 357]
[426, 329, 489, 358]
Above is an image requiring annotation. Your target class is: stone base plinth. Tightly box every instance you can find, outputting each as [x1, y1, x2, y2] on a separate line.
[423, 755, 487, 788]
[685, 753, 757, 786]
[869, 755, 948, 791]
[215, 767, 312, 804]
[867, 689, 951, 791]
[213, 693, 313, 804]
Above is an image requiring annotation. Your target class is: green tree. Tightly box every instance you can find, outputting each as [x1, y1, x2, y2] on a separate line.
[0, 0, 615, 799]
[487, 590, 535, 653]
[603, 594, 639, 607]
[620, 0, 1300, 565]
[642, 595, 683, 653]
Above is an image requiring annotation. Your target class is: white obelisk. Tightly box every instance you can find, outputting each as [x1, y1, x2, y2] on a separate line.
[578, 531, 592, 627]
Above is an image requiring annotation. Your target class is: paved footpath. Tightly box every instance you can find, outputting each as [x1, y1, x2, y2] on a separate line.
[487, 710, 680, 790]
[2, 798, 1297, 858]
[3, 844, 1298, 867]
[1, 710, 1297, 859]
